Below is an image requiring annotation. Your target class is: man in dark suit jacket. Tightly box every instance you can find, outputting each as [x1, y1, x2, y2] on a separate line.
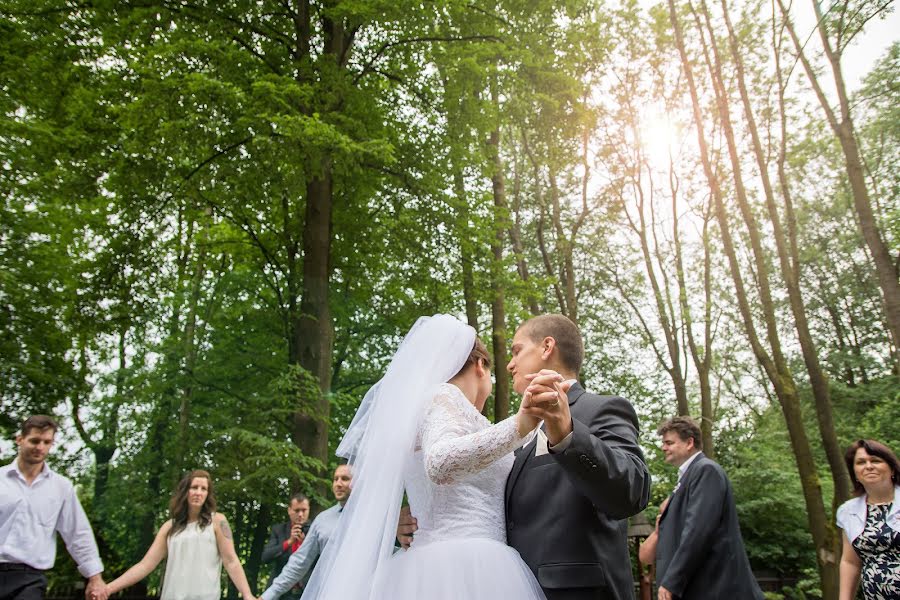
[261, 493, 310, 598]
[505, 314, 651, 600]
[655, 417, 763, 600]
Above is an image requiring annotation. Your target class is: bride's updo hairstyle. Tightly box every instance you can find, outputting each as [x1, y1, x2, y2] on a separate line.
[451, 338, 491, 379]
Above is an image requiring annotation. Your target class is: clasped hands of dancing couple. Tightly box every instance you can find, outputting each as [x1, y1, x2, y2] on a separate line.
[520, 369, 573, 441]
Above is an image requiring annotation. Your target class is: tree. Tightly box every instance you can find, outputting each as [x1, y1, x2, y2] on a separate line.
[776, 0, 899, 371]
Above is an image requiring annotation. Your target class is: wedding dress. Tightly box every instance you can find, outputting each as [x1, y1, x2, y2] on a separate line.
[298, 315, 544, 600]
[370, 383, 545, 599]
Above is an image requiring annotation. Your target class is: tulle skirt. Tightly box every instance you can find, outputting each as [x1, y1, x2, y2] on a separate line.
[371, 537, 546, 600]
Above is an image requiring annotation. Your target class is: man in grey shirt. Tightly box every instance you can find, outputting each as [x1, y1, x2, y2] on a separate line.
[260, 464, 351, 600]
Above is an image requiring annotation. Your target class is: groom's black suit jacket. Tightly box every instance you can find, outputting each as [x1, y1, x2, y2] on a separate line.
[656, 453, 763, 599]
[505, 382, 650, 600]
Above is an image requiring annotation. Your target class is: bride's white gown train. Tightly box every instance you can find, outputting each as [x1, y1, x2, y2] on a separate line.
[371, 383, 546, 600]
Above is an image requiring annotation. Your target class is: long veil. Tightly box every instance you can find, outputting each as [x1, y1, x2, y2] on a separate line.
[300, 314, 476, 600]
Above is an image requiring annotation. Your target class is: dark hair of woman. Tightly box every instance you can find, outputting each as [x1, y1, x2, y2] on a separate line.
[168, 469, 216, 537]
[844, 439, 900, 496]
[452, 338, 492, 379]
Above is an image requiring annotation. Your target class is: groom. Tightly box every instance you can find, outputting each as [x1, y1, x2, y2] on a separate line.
[402, 314, 650, 600]
[507, 314, 649, 600]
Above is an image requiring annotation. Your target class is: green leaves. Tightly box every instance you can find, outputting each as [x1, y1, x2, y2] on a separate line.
[2, 1, 897, 596]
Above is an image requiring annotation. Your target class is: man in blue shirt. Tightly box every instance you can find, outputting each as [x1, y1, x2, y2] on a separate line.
[260, 464, 351, 600]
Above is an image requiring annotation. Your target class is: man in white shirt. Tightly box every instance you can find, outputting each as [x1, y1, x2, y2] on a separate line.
[0, 415, 107, 600]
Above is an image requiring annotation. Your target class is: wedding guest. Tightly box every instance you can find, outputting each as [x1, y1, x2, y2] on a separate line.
[103, 470, 254, 600]
[260, 465, 352, 600]
[0, 415, 107, 600]
[837, 439, 900, 600]
[261, 493, 310, 599]
[654, 417, 762, 600]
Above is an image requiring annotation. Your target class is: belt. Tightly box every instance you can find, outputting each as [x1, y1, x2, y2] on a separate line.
[0, 563, 41, 572]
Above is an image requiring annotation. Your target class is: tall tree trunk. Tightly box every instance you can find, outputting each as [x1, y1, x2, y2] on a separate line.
[757, 5, 852, 504]
[71, 328, 123, 564]
[488, 79, 509, 420]
[509, 134, 541, 315]
[778, 0, 900, 370]
[245, 502, 272, 591]
[178, 208, 210, 464]
[454, 166, 480, 330]
[289, 6, 353, 477]
[626, 156, 689, 416]
[547, 172, 578, 323]
[668, 1, 838, 596]
[292, 171, 335, 474]
[520, 133, 569, 318]
[671, 168, 715, 456]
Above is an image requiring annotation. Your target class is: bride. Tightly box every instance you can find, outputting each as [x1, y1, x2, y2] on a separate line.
[300, 314, 546, 600]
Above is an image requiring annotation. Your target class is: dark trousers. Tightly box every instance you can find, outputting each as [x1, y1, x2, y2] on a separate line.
[543, 588, 609, 600]
[0, 565, 47, 600]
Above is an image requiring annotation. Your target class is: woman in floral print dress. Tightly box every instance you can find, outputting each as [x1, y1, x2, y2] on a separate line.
[836, 439, 900, 600]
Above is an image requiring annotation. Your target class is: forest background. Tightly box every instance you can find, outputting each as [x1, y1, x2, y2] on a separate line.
[1, 0, 897, 599]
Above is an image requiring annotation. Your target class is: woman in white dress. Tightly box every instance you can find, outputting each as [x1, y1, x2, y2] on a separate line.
[103, 470, 255, 600]
[300, 315, 546, 600]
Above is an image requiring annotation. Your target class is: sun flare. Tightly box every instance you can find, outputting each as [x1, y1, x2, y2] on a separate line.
[640, 110, 681, 170]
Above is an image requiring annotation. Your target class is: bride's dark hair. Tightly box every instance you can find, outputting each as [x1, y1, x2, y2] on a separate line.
[168, 469, 216, 537]
[452, 338, 492, 379]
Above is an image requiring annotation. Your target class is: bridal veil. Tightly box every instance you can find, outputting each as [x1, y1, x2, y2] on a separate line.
[300, 314, 476, 600]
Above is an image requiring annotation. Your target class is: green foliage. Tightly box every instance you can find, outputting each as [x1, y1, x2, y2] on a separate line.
[832, 376, 900, 451]
[717, 410, 817, 577]
[1, 0, 897, 596]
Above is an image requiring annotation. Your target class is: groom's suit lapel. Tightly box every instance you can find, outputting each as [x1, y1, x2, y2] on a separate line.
[505, 437, 535, 512]
[504, 382, 586, 513]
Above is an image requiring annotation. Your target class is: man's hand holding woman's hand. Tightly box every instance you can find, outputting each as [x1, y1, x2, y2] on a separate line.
[86, 575, 108, 600]
[519, 370, 573, 444]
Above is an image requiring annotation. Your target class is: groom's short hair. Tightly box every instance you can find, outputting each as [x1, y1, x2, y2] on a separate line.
[520, 314, 584, 375]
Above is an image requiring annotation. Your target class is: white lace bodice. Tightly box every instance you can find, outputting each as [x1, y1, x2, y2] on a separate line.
[404, 383, 531, 546]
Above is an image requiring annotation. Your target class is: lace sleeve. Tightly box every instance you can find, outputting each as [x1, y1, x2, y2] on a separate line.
[421, 386, 532, 485]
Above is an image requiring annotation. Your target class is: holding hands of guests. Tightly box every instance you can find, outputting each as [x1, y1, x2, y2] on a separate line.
[519, 370, 573, 444]
[85, 575, 108, 600]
